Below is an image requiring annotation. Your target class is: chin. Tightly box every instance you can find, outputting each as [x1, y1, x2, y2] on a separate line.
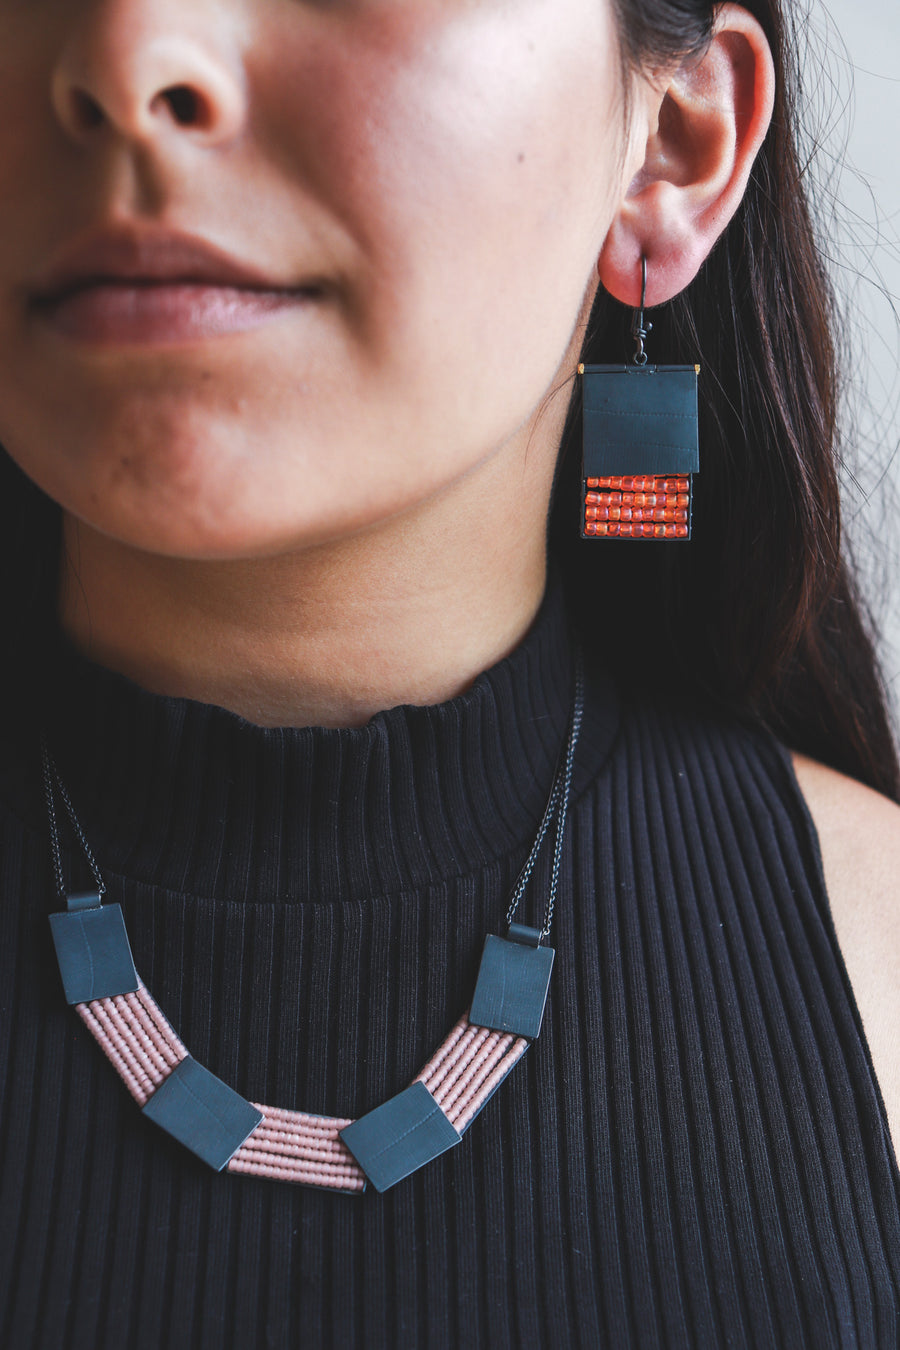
[4, 374, 509, 559]
[55, 444, 417, 562]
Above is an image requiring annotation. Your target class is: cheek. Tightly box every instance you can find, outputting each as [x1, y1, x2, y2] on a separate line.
[256, 4, 621, 394]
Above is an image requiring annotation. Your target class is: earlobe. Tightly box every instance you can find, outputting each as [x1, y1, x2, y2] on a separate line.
[598, 3, 776, 308]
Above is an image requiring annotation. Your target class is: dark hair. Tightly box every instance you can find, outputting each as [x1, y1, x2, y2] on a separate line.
[552, 0, 900, 800]
[1, 0, 898, 800]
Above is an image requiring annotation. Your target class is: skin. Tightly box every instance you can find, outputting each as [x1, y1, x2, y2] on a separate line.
[792, 757, 900, 1150]
[0, 1, 895, 1143]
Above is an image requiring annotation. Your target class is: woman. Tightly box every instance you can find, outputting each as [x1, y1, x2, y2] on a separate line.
[0, 0, 897, 1345]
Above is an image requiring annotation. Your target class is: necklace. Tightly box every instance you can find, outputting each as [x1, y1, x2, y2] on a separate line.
[42, 653, 584, 1195]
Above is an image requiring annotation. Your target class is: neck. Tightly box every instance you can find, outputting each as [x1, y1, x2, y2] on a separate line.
[58, 428, 557, 728]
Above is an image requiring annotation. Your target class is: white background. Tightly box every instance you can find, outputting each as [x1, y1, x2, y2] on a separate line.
[810, 1, 900, 727]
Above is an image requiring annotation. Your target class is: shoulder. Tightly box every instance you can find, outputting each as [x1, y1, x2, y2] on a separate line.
[791, 754, 900, 1149]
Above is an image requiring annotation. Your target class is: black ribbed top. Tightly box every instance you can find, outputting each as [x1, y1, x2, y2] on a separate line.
[0, 581, 898, 1349]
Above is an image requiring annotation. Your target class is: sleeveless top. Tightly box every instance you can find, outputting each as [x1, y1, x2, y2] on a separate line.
[0, 580, 898, 1349]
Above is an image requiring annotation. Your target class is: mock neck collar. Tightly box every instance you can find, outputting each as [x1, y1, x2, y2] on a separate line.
[4, 574, 618, 904]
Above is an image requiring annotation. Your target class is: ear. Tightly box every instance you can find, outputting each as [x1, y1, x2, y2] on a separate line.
[598, 4, 775, 308]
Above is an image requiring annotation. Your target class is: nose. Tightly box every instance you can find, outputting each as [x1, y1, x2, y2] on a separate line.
[50, 2, 246, 148]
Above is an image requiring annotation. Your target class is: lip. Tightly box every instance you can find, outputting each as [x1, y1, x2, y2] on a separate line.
[29, 227, 323, 345]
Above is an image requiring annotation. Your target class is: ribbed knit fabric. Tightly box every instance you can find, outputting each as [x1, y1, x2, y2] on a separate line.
[0, 581, 898, 1349]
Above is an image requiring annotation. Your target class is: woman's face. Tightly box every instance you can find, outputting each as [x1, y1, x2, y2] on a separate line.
[0, 0, 630, 558]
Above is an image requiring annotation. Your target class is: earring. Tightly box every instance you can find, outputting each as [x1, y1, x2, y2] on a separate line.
[580, 257, 699, 540]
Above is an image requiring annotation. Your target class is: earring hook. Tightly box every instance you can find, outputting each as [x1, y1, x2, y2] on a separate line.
[630, 256, 652, 366]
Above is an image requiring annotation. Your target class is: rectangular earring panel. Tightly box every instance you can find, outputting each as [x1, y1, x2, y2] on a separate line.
[580, 364, 699, 540]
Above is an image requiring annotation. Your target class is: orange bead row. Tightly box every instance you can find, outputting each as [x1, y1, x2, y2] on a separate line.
[586, 505, 688, 524]
[585, 520, 689, 539]
[586, 476, 689, 493]
[585, 491, 690, 509]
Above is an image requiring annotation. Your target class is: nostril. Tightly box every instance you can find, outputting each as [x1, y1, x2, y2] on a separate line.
[160, 85, 201, 126]
[71, 89, 105, 130]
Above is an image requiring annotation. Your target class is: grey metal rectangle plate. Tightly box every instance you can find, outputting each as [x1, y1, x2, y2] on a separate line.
[49, 904, 140, 1004]
[582, 364, 699, 477]
[142, 1057, 263, 1172]
[340, 1083, 460, 1193]
[469, 934, 554, 1040]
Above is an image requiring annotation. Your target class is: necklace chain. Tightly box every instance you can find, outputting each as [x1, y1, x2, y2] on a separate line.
[41, 733, 106, 901]
[505, 649, 584, 935]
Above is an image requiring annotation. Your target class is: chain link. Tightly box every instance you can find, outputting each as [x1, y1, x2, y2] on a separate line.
[504, 778, 562, 928]
[505, 647, 585, 939]
[41, 733, 107, 903]
[540, 653, 584, 938]
[40, 734, 66, 902]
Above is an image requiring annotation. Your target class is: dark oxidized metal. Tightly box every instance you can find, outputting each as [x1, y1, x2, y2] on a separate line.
[340, 1083, 461, 1193]
[469, 925, 555, 1040]
[142, 1056, 263, 1171]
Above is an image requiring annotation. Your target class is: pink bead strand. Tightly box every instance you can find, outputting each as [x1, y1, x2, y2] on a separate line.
[76, 988, 188, 1105]
[415, 1016, 469, 1084]
[444, 1036, 516, 1126]
[253, 1104, 353, 1131]
[125, 988, 188, 1067]
[239, 1131, 351, 1161]
[76, 1002, 151, 1104]
[452, 1039, 529, 1131]
[228, 1156, 366, 1192]
[90, 999, 160, 1095]
[433, 1029, 498, 1112]
[227, 1103, 366, 1191]
[99, 997, 172, 1079]
[417, 1022, 482, 1093]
